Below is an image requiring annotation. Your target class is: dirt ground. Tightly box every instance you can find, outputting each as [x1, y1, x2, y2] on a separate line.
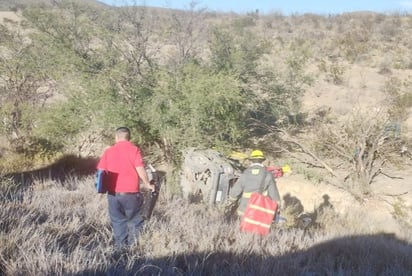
[276, 170, 412, 235]
[0, 11, 21, 22]
[303, 64, 412, 136]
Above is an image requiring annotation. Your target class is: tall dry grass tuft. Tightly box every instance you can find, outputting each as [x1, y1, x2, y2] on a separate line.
[0, 176, 411, 275]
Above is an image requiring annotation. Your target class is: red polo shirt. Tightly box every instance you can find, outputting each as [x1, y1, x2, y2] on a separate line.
[97, 140, 145, 193]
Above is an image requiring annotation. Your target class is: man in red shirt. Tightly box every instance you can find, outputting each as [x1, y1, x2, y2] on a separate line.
[97, 127, 154, 248]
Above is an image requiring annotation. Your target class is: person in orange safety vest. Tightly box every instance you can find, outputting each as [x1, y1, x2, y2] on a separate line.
[227, 150, 281, 217]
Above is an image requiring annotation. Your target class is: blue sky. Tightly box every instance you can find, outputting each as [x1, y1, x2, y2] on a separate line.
[99, 0, 412, 14]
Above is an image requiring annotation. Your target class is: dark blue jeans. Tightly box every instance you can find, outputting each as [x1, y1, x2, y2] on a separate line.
[107, 193, 144, 248]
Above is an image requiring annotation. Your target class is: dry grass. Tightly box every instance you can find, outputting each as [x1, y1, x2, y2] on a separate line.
[1, 176, 411, 275]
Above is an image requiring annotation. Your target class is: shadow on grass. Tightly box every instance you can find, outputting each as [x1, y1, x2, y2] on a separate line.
[282, 192, 335, 230]
[2, 154, 98, 184]
[0, 155, 98, 200]
[76, 233, 412, 275]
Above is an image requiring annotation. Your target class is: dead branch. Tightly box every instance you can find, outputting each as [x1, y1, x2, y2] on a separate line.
[277, 129, 337, 177]
[280, 148, 325, 169]
[251, 120, 337, 177]
[380, 171, 404, 180]
[379, 191, 409, 197]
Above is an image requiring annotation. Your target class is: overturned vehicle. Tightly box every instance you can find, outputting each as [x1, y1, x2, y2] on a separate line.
[179, 147, 288, 205]
[179, 148, 245, 205]
[178, 148, 315, 229]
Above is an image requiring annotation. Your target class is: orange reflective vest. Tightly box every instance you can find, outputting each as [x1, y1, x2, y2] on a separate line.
[240, 192, 278, 236]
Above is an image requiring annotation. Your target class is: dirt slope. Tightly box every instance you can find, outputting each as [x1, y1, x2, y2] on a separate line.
[303, 64, 412, 135]
[0, 11, 21, 22]
[277, 171, 412, 235]
[280, 63, 412, 236]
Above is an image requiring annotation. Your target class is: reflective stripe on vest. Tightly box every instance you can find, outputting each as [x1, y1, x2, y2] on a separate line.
[242, 217, 271, 229]
[237, 192, 272, 217]
[248, 203, 276, 215]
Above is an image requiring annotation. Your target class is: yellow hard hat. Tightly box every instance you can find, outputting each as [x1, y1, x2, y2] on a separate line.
[282, 164, 291, 173]
[250, 149, 265, 159]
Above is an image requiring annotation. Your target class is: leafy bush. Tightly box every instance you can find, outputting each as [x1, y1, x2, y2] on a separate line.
[140, 63, 246, 163]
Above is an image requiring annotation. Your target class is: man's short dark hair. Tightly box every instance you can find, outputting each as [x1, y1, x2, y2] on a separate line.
[116, 127, 131, 140]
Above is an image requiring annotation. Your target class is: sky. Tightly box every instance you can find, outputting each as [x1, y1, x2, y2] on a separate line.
[99, 0, 412, 14]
